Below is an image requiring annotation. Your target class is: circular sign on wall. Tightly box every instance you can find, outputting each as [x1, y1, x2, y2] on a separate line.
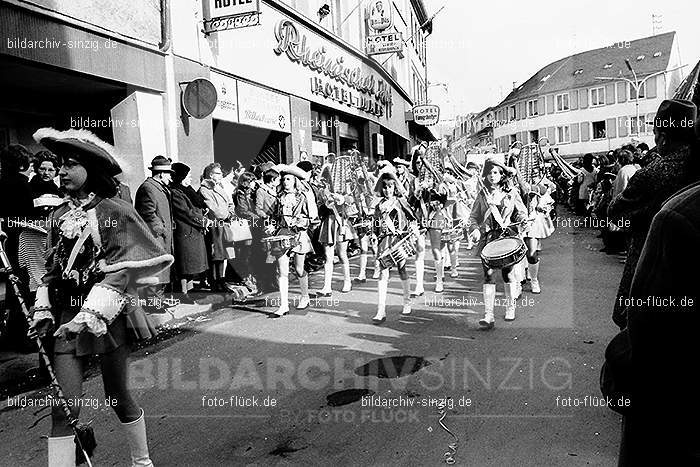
[182, 78, 218, 119]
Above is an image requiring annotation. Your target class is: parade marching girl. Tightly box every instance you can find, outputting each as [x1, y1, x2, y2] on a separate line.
[408, 146, 429, 296]
[512, 163, 556, 294]
[467, 157, 528, 329]
[349, 157, 375, 284]
[266, 164, 313, 317]
[372, 170, 417, 323]
[28, 128, 173, 466]
[316, 160, 357, 295]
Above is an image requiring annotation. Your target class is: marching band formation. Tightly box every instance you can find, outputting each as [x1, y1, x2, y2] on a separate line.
[262, 140, 557, 328]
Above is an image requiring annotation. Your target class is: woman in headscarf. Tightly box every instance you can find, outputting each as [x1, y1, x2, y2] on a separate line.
[28, 128, 173, 466]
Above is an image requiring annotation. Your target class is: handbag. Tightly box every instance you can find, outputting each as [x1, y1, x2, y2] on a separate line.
[226, 218, 252, 243]
[600, 328, 633, 415]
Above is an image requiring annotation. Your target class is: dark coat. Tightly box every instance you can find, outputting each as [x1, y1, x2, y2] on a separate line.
[170, 183, 208, 276]
[135, 177, 173, 283]
[0, 172, 34, 269]
[608, 144, 696, 328]
[619, 180, 700, 465]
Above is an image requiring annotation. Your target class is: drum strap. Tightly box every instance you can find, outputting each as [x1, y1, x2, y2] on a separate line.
[485, 198, 508, 231]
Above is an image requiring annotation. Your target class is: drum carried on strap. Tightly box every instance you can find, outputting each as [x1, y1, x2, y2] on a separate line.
[440, 226, 464, 243]
[352, 217, 372, 237]
[262, 233, 300, 257]
[480, 236, 526, 269]
[378, 233, 417, 270]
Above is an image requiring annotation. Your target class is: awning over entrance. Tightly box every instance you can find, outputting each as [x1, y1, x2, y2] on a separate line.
[408, 121, 439, 142]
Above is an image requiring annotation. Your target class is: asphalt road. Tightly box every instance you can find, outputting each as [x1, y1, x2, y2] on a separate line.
[0, 212, 623, 466]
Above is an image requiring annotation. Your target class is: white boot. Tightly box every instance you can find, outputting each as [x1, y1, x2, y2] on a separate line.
[401, 280, 412, 315]
[505, 282, 517, 321]
[412, 255, 425, 296]
[435, 259, 444, 293]
[373, 270, 388, 322]
[443, 245, 451, 268]
[341, 260, 352, 292]
[478, 284, 496, 329]
[372, 258, 381, 279]
[276, 275, 289, 316]
[529, 261, 541, 294]
[122, 409, 154, 467]
[48, 435, 75, 467]
[450, 250, 459, 278]
[319, 260, 333, 295]
[297, 274, 310, 309]
[356, 253, 368, 281]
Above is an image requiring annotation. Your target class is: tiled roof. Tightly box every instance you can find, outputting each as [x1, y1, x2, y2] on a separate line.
[499, 31, 675, 105]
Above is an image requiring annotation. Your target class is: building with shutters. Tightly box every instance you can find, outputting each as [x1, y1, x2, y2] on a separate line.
[492, 32, 684, 158]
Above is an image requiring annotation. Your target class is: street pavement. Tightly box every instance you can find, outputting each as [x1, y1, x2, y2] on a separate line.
[0, 212, 624, 466]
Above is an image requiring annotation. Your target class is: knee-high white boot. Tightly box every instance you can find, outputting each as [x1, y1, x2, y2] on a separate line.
[401, 280, 412, 315]
[412, 255, 425, 296]
[319, 260, 333, 294]
[478, 284, 496, 329]
[276, 275, 289, 315]
[297, 274, 310, 309]
[122, 409, 154, 467]
[357, 253, 368, 280]
[505, 282, 517, 321]
[48, 435, 75, 467]
[372, 256, 381, 279]
[450, 249, 459, 278]
[373, 270, 389, 322]
[435, 259, 445, 293]
[443, 245, 451, 268]
[529, 261, 541, 294]
[341, 259, 351, 292]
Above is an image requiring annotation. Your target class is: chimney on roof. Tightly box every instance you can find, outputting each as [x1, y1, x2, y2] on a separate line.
[512, 81, 517, 90]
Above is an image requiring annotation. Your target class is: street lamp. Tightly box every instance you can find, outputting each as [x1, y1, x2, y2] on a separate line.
[596, 62, 686, 137]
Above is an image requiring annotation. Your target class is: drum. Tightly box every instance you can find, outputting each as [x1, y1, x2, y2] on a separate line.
[440, 227, 463, 243]
[352, 217, 372, 237]
[262, 234, 300, 257]
[378, 233, 417, 270]
[480, 237, 526, 269]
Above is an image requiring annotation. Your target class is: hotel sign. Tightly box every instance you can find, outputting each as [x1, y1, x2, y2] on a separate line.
[273, 20, 393, 118]
[203, 0, 260, 34]
[366, 32, 402, 55]
[413, 104, 440, 126]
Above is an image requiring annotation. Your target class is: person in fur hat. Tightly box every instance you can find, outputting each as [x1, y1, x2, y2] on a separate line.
[266, 164, 314, 317]
[467, 157, 527, 329]
[27, 128, 173, 467]
[371, 169, 417, 323]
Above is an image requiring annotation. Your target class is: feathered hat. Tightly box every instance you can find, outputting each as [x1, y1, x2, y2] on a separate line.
[33, 128, 123, 176]
[373, 166, 398, 194]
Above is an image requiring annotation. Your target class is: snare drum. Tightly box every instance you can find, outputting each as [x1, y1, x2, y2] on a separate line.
[262, 234, 300, 257]
[440, 227, 464, 243]
[352, 218, 372, 237]
[480, 237, 526, 269]
[377, 233, 417, 270]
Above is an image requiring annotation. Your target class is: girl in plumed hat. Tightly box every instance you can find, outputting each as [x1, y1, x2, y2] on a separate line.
[27, 128, 172, 466]
[265, 164, 314, 317]
[467, 157, 528, 329]
[371, 169, 417, 323]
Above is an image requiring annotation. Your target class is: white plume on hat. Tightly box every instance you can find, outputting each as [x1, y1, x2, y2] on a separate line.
[32, 127, 129, 174]
[273, 164, 310, 181]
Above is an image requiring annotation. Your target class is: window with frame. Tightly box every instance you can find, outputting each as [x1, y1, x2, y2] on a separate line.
[509, 105, 516, 121]
[630, 115, 647, 135]
[592, 121, 606, 139]
[590, 87, 605, 106]
[556, 93, 570, 111]
[629, 82, 646, 100]
[556, 125, 570, 143]
[509, 134, 517, 145]
[527, 99, 538, 117]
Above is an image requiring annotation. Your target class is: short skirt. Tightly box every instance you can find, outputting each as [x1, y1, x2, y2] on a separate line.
[524, 212, 555, 239]
[51, 301, 157, 357]
[317, 214, 357, 245]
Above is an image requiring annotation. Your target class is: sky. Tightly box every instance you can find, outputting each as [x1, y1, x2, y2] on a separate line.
[423, 0, 700, 119]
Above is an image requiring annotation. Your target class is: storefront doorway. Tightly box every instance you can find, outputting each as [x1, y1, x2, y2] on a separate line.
[310, 106, 364, 166]
[212, 119, 287, 171]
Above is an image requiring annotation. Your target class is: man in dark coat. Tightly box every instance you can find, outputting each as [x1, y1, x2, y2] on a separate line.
[608, 99, 699, 329]
[170, 162, 208, 302]
[135, 156, 174, 311]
